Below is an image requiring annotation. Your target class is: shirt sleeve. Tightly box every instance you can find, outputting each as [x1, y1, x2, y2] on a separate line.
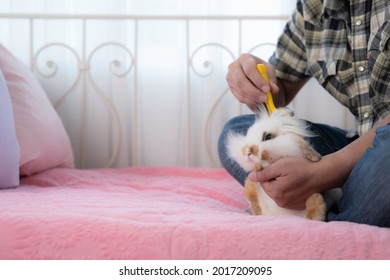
[269, 0, 309, 82]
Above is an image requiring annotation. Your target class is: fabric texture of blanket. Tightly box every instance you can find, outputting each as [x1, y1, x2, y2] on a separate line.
[1, 167, 389, 259]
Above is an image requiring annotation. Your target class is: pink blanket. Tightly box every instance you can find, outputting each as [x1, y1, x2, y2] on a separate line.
[1, 167, 389, 259]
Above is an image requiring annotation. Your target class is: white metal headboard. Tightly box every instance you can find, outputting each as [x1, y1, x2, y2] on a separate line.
[1, 13, 292, 168]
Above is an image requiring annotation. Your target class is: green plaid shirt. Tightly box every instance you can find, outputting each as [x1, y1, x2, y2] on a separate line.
[269, 0, 390, 135]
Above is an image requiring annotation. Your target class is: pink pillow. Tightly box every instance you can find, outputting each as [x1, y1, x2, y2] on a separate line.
[0, 69, 20, 188]
[0, 44, 74, 176]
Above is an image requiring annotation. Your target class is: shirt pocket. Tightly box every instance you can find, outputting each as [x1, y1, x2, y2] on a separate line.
[368, 21, 390, 102]
[307, 58, 356, 110]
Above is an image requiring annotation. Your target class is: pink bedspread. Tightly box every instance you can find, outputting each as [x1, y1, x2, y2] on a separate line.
[1, 167, 389, 259]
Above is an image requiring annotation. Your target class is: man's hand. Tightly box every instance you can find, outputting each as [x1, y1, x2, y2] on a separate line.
[226, 54, 279, 110]
[248, 157, 320, 210]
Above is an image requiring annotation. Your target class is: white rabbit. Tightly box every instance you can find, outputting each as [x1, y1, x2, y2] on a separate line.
[227, 106, 326, 221]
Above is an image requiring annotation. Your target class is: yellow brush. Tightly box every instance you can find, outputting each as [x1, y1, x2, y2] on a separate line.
[257, 64, 277, 114]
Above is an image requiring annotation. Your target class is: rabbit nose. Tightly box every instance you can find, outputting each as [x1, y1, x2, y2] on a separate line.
[248, 145, 259, 156]
[242, 145, 259, 157]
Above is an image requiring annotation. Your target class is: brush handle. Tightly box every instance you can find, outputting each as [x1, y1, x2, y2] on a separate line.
[257, 64, 277, 114]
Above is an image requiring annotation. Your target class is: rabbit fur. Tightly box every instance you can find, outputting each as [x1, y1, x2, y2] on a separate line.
[227, 106, 326, 221]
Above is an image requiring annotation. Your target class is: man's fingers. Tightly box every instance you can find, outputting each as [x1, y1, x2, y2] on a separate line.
[248, 166, 279, 182]
[227, 64, 267, 106]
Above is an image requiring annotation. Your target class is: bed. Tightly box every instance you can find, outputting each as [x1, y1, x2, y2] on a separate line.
[1, 16, 389, 260]
[1, 166, 390, 260]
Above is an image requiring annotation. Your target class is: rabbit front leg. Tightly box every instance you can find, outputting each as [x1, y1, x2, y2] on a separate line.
[244, 178, 262, 215]
[244, 162, 263, 215]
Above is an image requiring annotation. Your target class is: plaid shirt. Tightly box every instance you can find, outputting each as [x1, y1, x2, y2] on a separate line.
[269, 0, 390, 135]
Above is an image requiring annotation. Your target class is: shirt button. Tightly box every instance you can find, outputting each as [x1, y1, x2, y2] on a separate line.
[355, 19, 363, 26]
[358, 65, 365, 72]
[363, 112, 370, 119]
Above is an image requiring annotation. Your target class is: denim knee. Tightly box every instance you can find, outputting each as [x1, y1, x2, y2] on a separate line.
[327, 123, 390, 227]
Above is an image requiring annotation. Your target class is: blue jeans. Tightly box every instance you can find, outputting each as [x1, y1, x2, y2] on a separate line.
[218, 114, 390, 228]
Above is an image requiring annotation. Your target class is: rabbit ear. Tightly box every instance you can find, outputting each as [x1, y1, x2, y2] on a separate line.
[283, 107, 294, 117]
[254, 103, 269, 119]
[297, 138, 321, 162]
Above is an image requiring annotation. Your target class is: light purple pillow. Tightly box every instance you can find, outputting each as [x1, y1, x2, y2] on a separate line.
[0, 68, 20, 189]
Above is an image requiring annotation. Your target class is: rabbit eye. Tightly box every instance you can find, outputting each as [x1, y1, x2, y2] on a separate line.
[262, 132, 274, 141]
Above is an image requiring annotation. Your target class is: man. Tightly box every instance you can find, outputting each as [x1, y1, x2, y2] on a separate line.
[218, 0, 390, 227]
